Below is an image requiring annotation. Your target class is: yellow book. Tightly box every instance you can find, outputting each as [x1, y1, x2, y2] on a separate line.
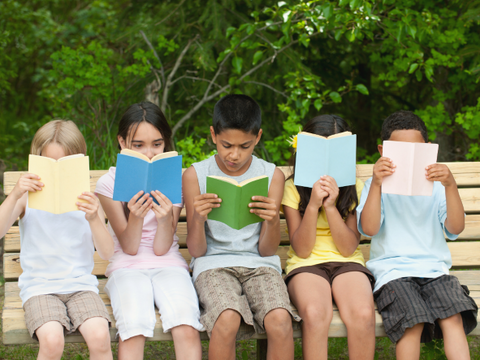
[28, 154, 90, 214]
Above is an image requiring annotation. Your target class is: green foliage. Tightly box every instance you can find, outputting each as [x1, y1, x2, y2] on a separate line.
[421, 339, 447, 360]
[176, 136, 216, 168]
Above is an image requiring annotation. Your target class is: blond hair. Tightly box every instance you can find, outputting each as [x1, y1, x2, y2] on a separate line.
[30, 120, 87, 156]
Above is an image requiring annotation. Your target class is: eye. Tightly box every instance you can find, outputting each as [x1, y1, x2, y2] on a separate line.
[241, 145, 250, 149]
[154, 143, 163, 147]
[223, 144, 231, 149]
[133, 144, 142, 149]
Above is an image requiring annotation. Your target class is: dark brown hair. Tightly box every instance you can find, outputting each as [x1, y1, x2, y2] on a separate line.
[117, 102, 173, 218]
[288, 114, 358, 219]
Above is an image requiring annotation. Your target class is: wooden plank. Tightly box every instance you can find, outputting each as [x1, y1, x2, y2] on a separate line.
[5, 162, 480, 196]
[5, 242, 480, 280]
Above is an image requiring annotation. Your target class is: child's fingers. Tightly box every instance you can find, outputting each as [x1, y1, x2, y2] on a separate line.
[195, 193, 219, 201]
[129, 191, 147, 205]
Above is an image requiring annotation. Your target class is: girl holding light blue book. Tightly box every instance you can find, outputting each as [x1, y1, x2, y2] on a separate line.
[282, 114, 375, 360]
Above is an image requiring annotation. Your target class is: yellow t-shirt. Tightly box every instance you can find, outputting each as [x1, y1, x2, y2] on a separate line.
[282, 178, 366, 274]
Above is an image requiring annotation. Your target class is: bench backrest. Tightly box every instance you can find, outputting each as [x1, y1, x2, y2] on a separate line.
[3, 162, 480, 281]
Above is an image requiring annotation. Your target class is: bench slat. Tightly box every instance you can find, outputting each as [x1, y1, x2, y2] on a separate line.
[4, 163, 480, 196]
[5, 215, 480, 253]
[3, 270, 479, 344]
[4, 242, 480, 281]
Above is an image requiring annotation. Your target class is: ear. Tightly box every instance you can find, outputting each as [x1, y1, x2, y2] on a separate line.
[118, 135, 127, 150]
[210, 126, 217, 144]
[255, 129, 263, 145]
[377, 144, 383, 156]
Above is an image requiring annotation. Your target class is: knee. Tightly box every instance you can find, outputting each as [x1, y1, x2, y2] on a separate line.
[212, 310, 241, 339]
[302, 304, 333, 329]
[85, 326, 111, 353]
[264, 308, 293, 338]
[346, 305, 375, 330]
[173, 325, 200, 342]
[39, 332, 65, 357]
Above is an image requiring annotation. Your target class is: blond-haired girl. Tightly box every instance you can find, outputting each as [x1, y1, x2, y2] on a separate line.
[0, 120, 114, 360]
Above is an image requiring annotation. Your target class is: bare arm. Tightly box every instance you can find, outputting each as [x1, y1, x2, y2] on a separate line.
[97, 190, 153, 255]
[426, 164, 465, 235]
[0, 173, 43, 238]
[252, 168, 284, 257]
[150, 190, 181, 256]
[285, 179, 328, 258]
[77, 192, 114, 260]
[360, 157, 395, 236]
[183, 167, 221, 258]
[321, 176, 360, 257]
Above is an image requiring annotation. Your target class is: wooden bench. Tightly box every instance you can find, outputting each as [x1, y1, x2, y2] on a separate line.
[3, 163, 480, 358]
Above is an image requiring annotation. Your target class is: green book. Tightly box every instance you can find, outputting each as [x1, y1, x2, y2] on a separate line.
[206, 175, 269, 230]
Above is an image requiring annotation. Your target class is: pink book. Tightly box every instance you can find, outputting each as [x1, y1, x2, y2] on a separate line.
[382, 141, 439, 196]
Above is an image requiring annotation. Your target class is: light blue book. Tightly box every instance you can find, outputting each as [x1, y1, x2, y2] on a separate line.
[113, 149, 182, 204]
[294, 131, 356, 188]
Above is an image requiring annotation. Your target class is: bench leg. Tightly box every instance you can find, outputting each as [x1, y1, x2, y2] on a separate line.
[256, 339, 267, 360]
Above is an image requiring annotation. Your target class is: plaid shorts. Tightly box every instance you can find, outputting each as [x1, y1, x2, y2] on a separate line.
[374, 275, 478, 343]
[23, 291, 111, 340]
[194, 266, 301, 340]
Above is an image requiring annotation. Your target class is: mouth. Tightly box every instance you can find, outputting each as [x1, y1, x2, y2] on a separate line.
[226, 160, 237, 167]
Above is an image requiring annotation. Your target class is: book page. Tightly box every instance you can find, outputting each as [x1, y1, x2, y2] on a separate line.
[120, 149, 151, 162]
[412, 143, 438, 196]
[151, 151, 178, 162]
[58, 156, 90, 213]
[297, 131, 351, 140]
[239, 175, 267, 187]
[207, 176, 239, 186]
[28, 155, 56, 213]
[57, 153, 85, 161]
[382, 141, 414, 195]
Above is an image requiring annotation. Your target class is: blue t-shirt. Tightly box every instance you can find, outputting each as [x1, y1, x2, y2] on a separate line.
[356, 178, 460, 292]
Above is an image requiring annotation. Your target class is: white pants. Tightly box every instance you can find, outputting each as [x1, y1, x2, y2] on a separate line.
[105, 267, 204, 340]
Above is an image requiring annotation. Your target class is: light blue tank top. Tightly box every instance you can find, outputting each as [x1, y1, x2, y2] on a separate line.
[190, 155, 282, 281]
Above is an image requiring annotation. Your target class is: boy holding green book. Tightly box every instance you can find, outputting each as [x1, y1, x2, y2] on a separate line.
[183, 94, 299, 360]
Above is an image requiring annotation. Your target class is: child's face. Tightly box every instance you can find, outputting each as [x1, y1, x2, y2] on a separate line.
[210, 126, 262, 176]
[378, 129, 425, 155]
[118, 122, 165, 160]
[42, 143, 66, 160]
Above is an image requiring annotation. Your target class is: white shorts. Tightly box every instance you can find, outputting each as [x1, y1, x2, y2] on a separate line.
[105, 267, 204, 340]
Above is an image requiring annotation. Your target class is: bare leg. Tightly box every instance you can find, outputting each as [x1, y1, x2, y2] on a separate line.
[288, 273, 333, 360]
[396, 323, 424, 360]
[35, 321, 65, 360]
[264, 308, 294, 360]
[438, 314, 470, 360]
[118, 335, 146, 360]
[171, 325, 202, 360]
[209, 309, 241, 360]
[332, 272, 375, 360]
[78, 317, 112, 360]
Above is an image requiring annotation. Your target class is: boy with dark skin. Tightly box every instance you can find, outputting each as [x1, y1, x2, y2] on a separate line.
[183, 94, 298, 360]
[358, 111, 477, 360]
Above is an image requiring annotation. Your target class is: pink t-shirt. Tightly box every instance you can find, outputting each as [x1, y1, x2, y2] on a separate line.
[95, 167, 188, 276]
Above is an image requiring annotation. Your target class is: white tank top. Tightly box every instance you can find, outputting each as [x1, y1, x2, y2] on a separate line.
[18, 204, 99, 305]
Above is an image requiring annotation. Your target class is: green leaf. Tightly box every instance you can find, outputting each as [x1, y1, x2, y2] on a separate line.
[302, 98, 310, 110]
[252, 51, 263, 65]
[415, 69, 422, 81]
[350, 0, 362, 9]
[409, 63, 419, 74]
[322, 4, 333, 19]
[226, 27, 236, 38]
[425, 66, 434, 82]
[339, 0, 350, 6]
[356, 84, 369, 95]
[406, 25, 417, 39]
[329, 91, 342, 103]
[232, 57, 243, 74]
[314, 99, 323, 111]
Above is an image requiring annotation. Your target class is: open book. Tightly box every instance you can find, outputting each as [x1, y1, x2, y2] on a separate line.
[294, 131, 357, 188]
[113, 149, 182, 204]
[206, 175, 268, 230]
[28, 154, 90, 214]
[382, 141, 439, 196]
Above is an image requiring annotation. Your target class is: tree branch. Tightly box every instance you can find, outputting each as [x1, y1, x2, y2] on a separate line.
[161, 34, 199, 113]
[243, 81, 289, 98]
[171, 32, 321, 137]
[140, 30, 165, 86]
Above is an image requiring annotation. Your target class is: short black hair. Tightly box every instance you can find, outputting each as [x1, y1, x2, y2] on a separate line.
[381, 110, 428, 142]
[212, 94, 261, 135]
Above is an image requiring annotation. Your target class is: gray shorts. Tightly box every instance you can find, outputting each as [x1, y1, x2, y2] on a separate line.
[194, 266, 301, 340]
[374, 275, 478, 343]
[23, 291, 111, 340]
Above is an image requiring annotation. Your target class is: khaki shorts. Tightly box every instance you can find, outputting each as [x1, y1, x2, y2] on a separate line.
[23, 291, 111, 340]
[194, 266, 301, 340]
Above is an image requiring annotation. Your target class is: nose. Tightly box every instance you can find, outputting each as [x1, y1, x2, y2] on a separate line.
[146, 147, 154, 160]
[231, 147, 240, 160]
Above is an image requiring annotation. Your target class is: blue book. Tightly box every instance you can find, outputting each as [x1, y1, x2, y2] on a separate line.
[294, 131, 356, 188]
[113, 149, 182, 204]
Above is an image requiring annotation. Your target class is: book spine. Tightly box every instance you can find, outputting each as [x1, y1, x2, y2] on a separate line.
[146, 162, 152, 196]
[235, 186, 241, 229]
[408, 145, 414, 195]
